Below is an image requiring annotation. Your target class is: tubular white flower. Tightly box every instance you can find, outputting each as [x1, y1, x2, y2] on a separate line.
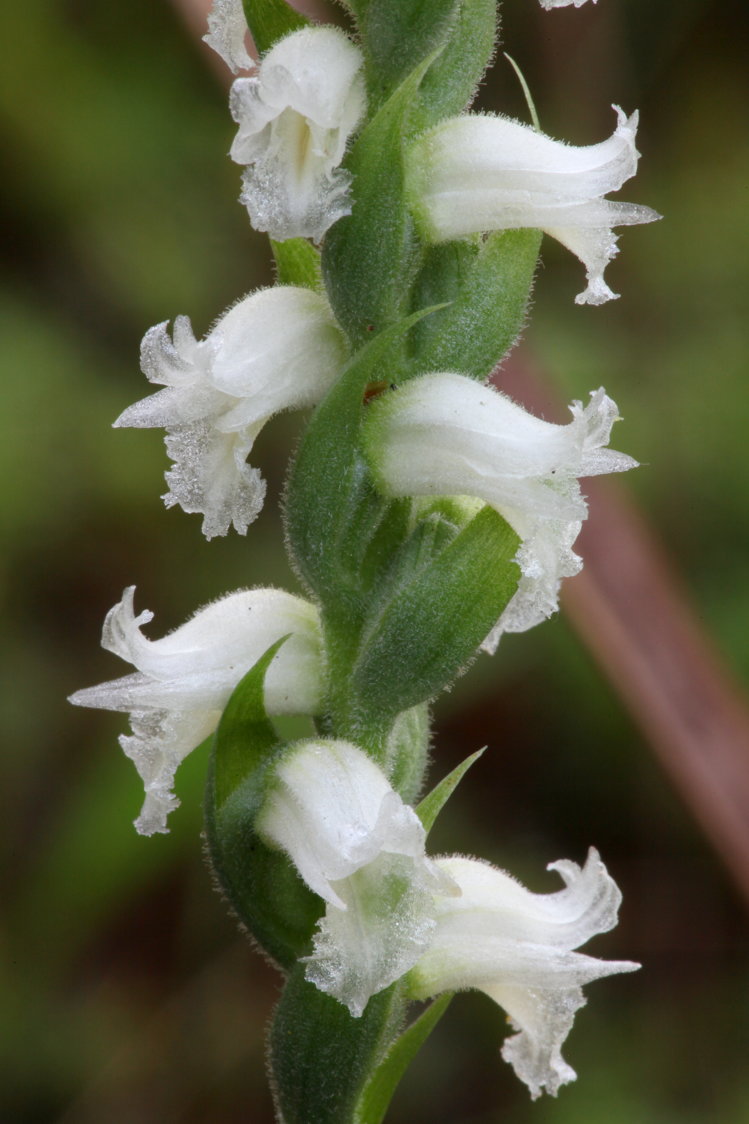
[407, 106, 660, 304]
[229, 27, 366, 241]
[203, 0, 253, 73]
[365, 372, 637, 646]
[409, 849, 639, 1099]
[69, 587, 323, 836]
[115, 287, 347, 539]
[256, 739, 455, 1017]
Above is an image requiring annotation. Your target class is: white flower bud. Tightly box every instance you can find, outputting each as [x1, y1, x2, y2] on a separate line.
[229, 27, 366, 242]
[365, 372, 637, 645]
[410, 849, 639, 1098]
[407, 106, 659, 304]
[115, 287, 347, 539]
[69, 587, 323, 835]
[257, 739, 455, 1016]
[203, 0, 253, 73]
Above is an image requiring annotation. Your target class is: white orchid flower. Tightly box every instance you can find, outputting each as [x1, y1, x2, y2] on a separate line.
[115, 287, 347, 539]
[69, 587, 323, 836]
[365, 372, 637, 646]
[407, 106, 660, 304]
[257, 739, 455, 1017]
[409, 849, 639, 1098]
[203, 0, 253, 73]
[229, 27, 366, 242]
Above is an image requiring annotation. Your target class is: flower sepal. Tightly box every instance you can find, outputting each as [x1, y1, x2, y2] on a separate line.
[408, 228, 541, 380]
[322, 51, 437, 345]
[239, 0, 309, 56]
[284, 307, 440, 602]
[349, 505, 521, 719]
[351, 0, 496, 127]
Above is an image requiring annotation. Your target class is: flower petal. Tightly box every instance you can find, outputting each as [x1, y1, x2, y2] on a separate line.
[203, 0, 253, 73]
[305, 851, 438, 1017]
[256, 740, 428, 907]
[229, 28, 366, 241]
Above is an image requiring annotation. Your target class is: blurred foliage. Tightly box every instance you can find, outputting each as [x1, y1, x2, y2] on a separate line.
[1, 0, 748, 1121]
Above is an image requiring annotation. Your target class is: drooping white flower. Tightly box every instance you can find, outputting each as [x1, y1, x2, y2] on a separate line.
[407, 106, 660, 304]
[115, 287, 347, 539]
[69, 587, 323, 836]
[229, 27, 366, 242]
[256, 739, 455, 1016]
[203, 0, 253, 73]
[365, 372, 637, 646]
[409, 849, 639, 1098]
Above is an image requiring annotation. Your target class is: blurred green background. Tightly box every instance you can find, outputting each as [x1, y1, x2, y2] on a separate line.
[2, 1, 748, 1121]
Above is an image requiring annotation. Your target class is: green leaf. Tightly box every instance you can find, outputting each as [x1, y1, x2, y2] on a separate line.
[284, 307, 443, 603]
[205, 642, 322, 969]
[416, 748, 484, 832]
[271, 237, 322, 289]
[270, 965, 407, 1124]
[349, 506, 521, 718]
[354, 0, 460, 107]
[241, 0, 309, 56]
[416, 0, 498, 124]
[353, 995, 453, 1124]
[408, 229, 542, 378]
[322, 53, 438, 347]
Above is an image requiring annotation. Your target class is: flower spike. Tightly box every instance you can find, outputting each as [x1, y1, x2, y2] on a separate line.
[409, 849, 639, 1098]
[229, 27, 366, 242]
[365, 372, 637, 645]
[257, 739, 455, 1016]
[407, 105, 660, 304]
[116, 287, 347, 539]
[70, 587, 323, 835]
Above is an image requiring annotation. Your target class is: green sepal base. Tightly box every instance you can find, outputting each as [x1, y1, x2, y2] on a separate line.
[408, 229, 542, 379]
[242, 0, 310, 56]
[322, 53, 439, 347]
[348, 506, 521, 720]
[204, 641, 322, 969]
[271, 237, 323, 290]
[270, 965, 407, 1124]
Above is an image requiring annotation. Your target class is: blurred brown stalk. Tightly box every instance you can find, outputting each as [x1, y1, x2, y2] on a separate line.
[503, 356, 749, 905]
